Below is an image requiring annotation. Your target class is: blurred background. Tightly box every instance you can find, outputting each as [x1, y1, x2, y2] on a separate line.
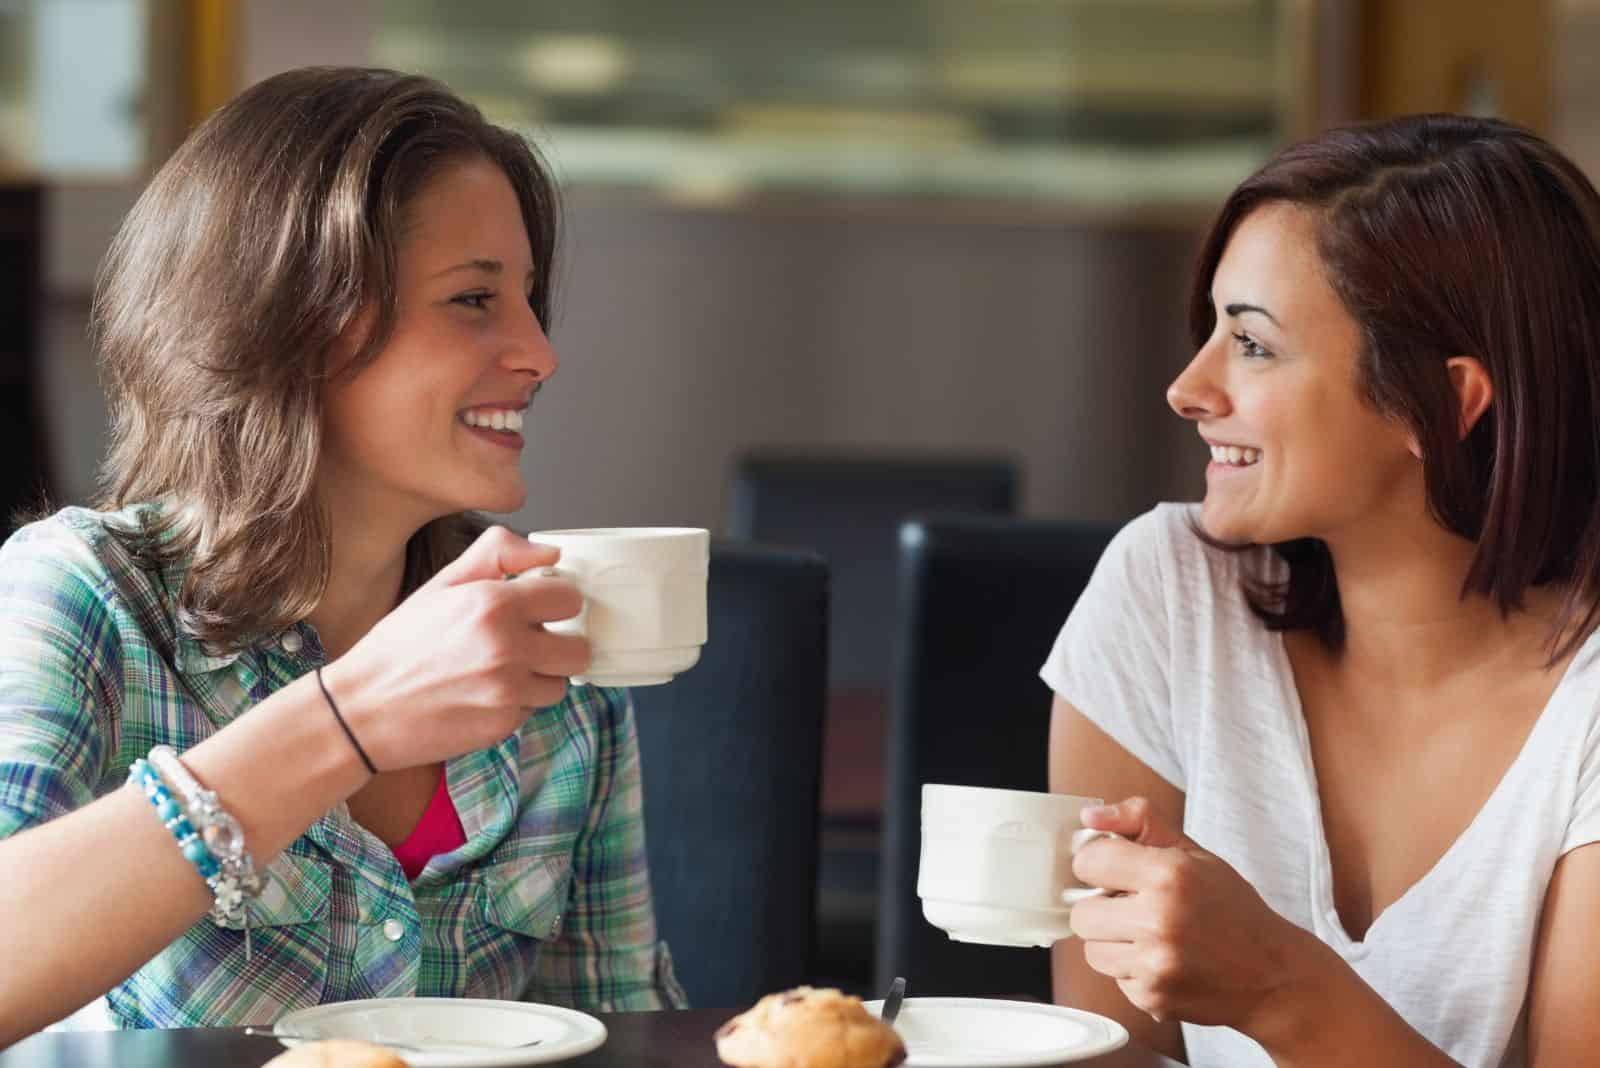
[4, 0, 1587, 535]
[0, 0, 1593, 998]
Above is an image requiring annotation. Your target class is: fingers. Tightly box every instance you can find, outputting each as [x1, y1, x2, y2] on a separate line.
[1071, 835, 1167, 894]
[524, 627, 593, 679]
[513, 631, 589, 711]
[1073, 833, 1207, 898]
[1080, 796, 1187, 849]
[430, 526, 562, 589]
[500, 570, 584, 624]
[520, 677, 570, 712]
[1068, 892, 1145, 942]
[1080, 938, 1140, 982]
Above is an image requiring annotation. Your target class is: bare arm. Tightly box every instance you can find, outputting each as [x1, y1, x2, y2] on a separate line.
[1525, 842, 1600, 1066]
[0, 674, 368, 1046]
[1048, 694, 1187, 1062]
[0, 526, 586, 1045]
[1054, 694, 1469, 1067]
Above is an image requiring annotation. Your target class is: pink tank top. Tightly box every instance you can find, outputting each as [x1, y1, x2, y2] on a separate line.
[393, 767, 467, 881]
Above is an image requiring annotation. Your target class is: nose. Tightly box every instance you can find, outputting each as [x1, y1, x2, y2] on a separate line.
[1166, 337, 1230, 422]
[502, 300, 560, 382]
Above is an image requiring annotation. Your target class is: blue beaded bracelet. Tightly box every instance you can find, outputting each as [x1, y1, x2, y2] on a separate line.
[129, 759, 221, 881]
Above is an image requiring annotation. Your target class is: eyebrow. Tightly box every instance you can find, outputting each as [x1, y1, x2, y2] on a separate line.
[431, 258, 536, 282]
[1223, 301, 1282, 328]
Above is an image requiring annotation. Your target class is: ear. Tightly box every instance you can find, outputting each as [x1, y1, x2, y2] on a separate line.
[1446, 356, 1493, 439]
[1402, 356, 1492, 460]
[326, 303, 378, 380]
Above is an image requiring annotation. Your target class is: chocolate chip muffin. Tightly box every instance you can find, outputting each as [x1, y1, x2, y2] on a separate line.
[715, 986, 907, 1068]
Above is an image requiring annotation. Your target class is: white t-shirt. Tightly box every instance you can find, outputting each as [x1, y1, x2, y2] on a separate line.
[1040, 503, 1600, 1068]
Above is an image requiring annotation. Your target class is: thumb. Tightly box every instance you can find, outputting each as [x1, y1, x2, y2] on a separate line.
[426, 526, 562, 589]
[1080, 796, 1191, 850]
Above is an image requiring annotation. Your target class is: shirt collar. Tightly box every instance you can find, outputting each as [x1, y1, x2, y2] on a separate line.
[164, 556, 324, 675]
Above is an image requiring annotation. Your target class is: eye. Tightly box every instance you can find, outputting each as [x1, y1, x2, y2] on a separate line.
[1231, 331, 1273, 360]
[452, 290, 494, 310]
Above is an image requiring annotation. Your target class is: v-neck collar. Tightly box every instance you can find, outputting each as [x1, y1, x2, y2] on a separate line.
[1270, 625, 1600, 956]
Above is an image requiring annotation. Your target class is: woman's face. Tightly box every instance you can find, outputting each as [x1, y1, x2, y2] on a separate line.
[320, 156, 556, 524]
[1167, 203, 1420, 546]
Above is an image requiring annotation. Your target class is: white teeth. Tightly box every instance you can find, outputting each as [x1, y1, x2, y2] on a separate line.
[1209, 445, 1261, 466]
[462, 408, 524, 432]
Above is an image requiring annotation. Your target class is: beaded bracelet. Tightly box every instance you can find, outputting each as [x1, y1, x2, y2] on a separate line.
[130, 749, 263, 960]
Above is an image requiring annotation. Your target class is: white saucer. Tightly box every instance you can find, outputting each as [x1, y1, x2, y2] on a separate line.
[273, 997, 607, 1067]
[861, 997, 1129, 1067]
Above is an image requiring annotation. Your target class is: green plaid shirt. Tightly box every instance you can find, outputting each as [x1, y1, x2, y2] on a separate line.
[0, 506, 687, 1029]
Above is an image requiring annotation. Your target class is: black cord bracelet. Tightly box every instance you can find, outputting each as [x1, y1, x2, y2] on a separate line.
[315, 667, 378, 776]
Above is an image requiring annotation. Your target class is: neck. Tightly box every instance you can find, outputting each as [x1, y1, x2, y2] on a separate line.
[1321, 510, 1557, 689]
[307, 489, 424, 661]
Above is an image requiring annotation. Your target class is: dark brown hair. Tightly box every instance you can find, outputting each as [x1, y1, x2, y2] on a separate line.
[1190, 114, 1600, 658]
[94, 66, 560, 652]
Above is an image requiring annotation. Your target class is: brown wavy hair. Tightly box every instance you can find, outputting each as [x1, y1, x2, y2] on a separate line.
[1189, 114, 1600, 660]
[93, 66, 561, 653]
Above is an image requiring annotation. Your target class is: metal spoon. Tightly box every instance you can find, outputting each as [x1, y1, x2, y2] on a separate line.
[881, 975, 907, 1026]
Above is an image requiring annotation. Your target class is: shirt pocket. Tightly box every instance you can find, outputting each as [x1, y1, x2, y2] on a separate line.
[461, 843, 578, 999]
[476, 852, 573, 942]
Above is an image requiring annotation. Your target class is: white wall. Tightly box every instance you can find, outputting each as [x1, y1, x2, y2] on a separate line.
[515, 189, 1203, 532]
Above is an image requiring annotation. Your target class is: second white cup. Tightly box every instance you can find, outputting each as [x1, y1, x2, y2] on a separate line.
[917, 783, 1117, 947]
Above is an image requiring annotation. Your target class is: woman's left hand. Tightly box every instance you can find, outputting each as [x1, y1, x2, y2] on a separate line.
[1069, 796, 1325, 1035]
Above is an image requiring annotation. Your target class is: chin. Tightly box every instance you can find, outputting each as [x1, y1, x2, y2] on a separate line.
[476, 480, 528, 515]
[1197, 500, 1258, 547]
[432, 477, 526, 518]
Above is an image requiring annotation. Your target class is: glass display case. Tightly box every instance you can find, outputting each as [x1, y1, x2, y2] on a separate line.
[375, 0, 1321, 213]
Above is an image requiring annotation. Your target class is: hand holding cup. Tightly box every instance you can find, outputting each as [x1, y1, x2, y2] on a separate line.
[1068, 796, 1316, 1030]
[318, 526, 592, 772]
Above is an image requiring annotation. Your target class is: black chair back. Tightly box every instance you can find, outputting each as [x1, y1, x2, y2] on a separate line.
[728, 451, 1021, 992]
[729, 451, 1018, 693]
[875, 514, 1122, 999]
[632, 540, 828, 1009]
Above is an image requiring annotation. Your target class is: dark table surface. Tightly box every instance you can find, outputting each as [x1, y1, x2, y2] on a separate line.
[0, 1006, 1184, 1067]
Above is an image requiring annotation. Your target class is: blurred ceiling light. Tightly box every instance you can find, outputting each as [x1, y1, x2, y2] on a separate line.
[663, 168, 752, 207]
[519, 35, 631, 95]
[725, 104, 977, 145]
[939, 54, 1271, 107]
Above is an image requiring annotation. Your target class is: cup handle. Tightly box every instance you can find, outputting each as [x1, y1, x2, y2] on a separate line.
[1061, 828, 1124, 906]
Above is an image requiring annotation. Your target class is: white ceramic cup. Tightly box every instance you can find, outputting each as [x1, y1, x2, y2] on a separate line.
[527, 527, 710, 687]
[917, 783, 1118, 947]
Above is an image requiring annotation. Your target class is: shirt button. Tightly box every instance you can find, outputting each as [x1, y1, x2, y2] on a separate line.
[382, 918, 405, 942]
[280, 629, 304, 654]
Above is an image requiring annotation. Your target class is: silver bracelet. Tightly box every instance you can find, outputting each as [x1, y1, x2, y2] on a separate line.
[147, 745, 264, 958]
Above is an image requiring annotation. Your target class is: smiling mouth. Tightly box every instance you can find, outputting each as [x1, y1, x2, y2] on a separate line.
[459, 408, 525, 433]
[1209, 444, 1261, 467]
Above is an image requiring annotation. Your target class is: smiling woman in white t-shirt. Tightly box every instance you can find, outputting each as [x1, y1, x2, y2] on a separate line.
[1043, 114, 1600, 1068]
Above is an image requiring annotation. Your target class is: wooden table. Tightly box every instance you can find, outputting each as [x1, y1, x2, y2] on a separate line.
[0, 1006, 1184, 1067]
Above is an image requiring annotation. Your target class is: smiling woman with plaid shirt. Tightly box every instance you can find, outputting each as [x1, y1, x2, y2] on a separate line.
[0, 67, 685, 1044]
